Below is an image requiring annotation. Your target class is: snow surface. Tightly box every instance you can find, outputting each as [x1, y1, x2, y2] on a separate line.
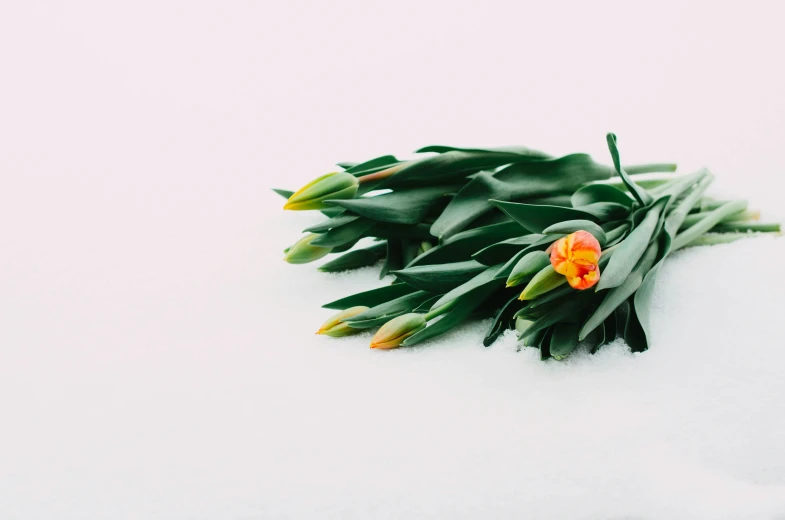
[2, 1, 785, 519]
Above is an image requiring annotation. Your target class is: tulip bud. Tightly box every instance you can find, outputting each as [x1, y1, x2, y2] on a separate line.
[317, 306, 370, 337]
[518, 264, 568, 300]
[506, 250, 550, 288]
[284, 172, 359, 211]
[370, 313, 427, 349]
[549, 230, 602, 290]
[283, 234, 332, 264]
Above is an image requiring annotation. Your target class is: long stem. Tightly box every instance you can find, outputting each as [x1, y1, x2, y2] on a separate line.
[684, 231, 781, 248]
[624, 163, 678, 175]
[424, 300, 456, 321]
[357, 161, 411, 184]
[711, 222, 781, 233]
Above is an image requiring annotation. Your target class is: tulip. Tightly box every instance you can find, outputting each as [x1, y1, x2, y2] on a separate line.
[283, 234, 332, 264]
[370, 313, 426, 349]
[506, 250, 550, 288]
[549, 230, 602, 290]
[518, 264, 568, 300]
[284, 171, 359, 211]
[317, 306, 370, 337]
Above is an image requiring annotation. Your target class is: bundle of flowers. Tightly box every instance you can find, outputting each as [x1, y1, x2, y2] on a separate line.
[277, 134, 779, 359]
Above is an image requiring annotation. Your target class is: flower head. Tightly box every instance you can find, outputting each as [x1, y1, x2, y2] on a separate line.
[370, 313, 426, 349]
[317, 306, 369, 337]
[284, 234, 332, 264]
[549, 230, 602, 290]
[284, 171, 359, 211]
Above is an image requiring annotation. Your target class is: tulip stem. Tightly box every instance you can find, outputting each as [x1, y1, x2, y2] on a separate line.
[424, 301, 456, 321]
[357, 161, 411, 184]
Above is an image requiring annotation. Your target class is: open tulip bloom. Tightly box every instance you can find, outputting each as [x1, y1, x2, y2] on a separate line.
[280, 134, 780, 360]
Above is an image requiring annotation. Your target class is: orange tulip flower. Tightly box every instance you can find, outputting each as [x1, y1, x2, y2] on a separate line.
[549, 231, 602, 290]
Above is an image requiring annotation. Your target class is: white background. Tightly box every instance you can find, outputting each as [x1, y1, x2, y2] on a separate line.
[1, 1, 785, 518]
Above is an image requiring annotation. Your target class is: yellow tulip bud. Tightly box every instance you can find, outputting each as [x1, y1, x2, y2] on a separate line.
[317, 306, 370, 337]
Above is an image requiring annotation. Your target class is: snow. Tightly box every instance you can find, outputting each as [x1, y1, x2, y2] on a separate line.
[1, 1, 785, 518]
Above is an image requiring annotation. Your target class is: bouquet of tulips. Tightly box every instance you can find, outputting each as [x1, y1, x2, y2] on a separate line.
[277, 134, 779, 359]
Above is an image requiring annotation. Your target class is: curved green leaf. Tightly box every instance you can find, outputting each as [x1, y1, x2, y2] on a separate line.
[571, 184, 633, 208]
[595, 197, 668, 291]
[323, 283, 416, 310]
[327, 185, 454, 225]
[606, 133, 653, 206]
[542, 220, 607, 246]
[492, 201, 599, 233]
[392, 260, 487, 294]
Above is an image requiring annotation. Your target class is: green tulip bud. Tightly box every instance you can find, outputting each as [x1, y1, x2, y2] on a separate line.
[506, 250, 550, 288]
[283, 234, 332, 264]
[370, 313, 426, 349]
[317, 306, 370, 337]
[284, 172, 359, 211]
[518, 264, 568, 300]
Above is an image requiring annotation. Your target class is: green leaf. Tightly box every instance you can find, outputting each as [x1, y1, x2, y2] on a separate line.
[622, 299, 648, 352]
[430, 154, 614, 239]
[520, 294, 594, 342]
[492, 201, 599, 234]
[518, 264, 568, 301]
[550, 321, 581, 360]
[343, 290, 434, 329]
[415, 145, 550, 157]
[603, 223, 630, 247]
[323, 283, 417, 310]
[430, 264, 503, 311]
[272, 188, 294, 199]
[392, 260, 487, 294]
[402, 284, 498, 347]
[473, 234, 559, 267]
[310, 218, 376, 247]
[542, 220, 607, 246]
[327, 184, 454, 224]
[407, 221, 523, 267]
[672, 199, 749, 251]
[506, 250, 551, 287]
[571, 184, 633, 208]
[303, 214, 359, 233]
[595, 197, 668, 291]
[572, 202, 630, 222]
[380, 239, 403, 278]
[344, 155, 401, 174]
[606, 133, 653, 206]
[318, 243, 386, 272]
[380, 150, 537, 190]
[483, 295, 522, 346]
[579, 239, 660, 340]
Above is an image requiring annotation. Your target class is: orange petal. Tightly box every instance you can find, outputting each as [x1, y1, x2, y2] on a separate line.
[567, 265, 600, 290]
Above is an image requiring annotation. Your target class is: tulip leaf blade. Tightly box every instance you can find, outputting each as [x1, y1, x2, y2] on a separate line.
[327, 185, 454, 225]
[571, 184, 633, 208]
[595, 196, 668, 291]
[402, 285, 498, 347]
[491, 201, 600, 234]
[392, 260, 488, 294]
[430, 154, 614, 239]
[550, 321, 581, 360]
[542, 220, 607, 246]
[606, 133, 653, 206]
[322, 283, 417, 310]
[310, 218, 376, 248]
[579, 239, 660, 341]
[343, 290, 434, 329]
[318, 243, 386, 273]
[483, 295, 524, 347]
